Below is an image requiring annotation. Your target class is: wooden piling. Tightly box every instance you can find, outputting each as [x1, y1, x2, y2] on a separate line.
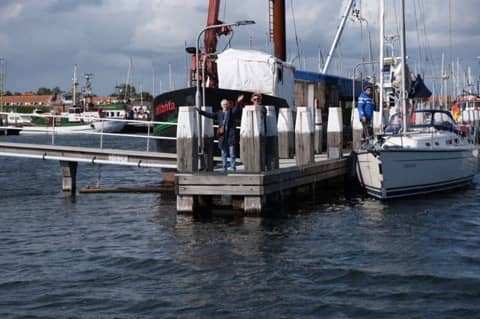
[295, 106, 314, 166]
[352, 107, 363, 150]
[201, 106, 214, 171]
[265, 105, 279, 170]
[240, 105, 266, 173]
[314, 106, 323, 154]
[176, 106, 198, 212]
[277, 108, 295, 159]
[244, 196, 265, 215]
[327, 107, 343, 159]
[176, 106, 198, 173]
[60, 161, 77, 194]
[373, 111, 382, 136]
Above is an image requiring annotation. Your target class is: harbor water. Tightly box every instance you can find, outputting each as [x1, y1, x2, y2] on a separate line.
[1, 134, 480, 318]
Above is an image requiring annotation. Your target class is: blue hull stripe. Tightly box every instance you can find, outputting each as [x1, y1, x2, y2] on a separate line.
[365, 175, 474, 199]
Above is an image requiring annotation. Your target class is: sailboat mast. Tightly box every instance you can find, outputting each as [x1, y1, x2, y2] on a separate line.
[124, 57, 132, 102]
[379, 0, 385, 129]
[72, 64, 78, 107]
[322, 0, 355, 74]
[400, 0, 408, 131]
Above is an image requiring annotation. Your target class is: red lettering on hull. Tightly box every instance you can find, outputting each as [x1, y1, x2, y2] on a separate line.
[154, 100, 177, 116]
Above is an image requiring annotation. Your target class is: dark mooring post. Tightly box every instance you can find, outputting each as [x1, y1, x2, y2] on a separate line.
[201, 105, 214, 171]
[240, 105, 266, 214]
[327, 107, 343, 159]
[60, 161, 77, 195]
[295, 106, 314, 166]
[265, 105, 279, 170]
[176, 106, 198, 213]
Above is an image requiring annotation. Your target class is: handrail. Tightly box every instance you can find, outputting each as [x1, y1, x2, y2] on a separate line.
[0, 111, 178, 151]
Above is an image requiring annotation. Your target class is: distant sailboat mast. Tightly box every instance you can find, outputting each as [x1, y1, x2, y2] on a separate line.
[72, 64, 78, 107]
[124, 57, 132, 102]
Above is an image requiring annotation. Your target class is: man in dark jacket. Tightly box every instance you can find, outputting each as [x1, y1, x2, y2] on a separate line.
[197, 94, 244, 173]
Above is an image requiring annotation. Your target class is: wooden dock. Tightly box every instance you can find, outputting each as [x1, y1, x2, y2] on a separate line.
[0, 104, 353, 215]
[175, 105, 350, 215]
[176, 155, 348, 214]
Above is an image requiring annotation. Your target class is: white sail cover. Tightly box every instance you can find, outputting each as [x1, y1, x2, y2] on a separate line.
[217, 49, 295, 109]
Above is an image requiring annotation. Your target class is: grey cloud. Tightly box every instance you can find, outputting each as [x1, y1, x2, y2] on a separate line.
[1, 0, 479, 96]
[47, 0, 103, 13]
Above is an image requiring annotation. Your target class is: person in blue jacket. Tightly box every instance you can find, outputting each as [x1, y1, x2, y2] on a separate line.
[357, 85, 376, 139]
[197, 94, 244, 173]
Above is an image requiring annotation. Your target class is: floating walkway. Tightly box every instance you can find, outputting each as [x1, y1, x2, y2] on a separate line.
[0, 142, 176, 194]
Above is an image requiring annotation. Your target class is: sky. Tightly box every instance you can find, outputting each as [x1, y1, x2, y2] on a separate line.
[0, 0, 479, 97]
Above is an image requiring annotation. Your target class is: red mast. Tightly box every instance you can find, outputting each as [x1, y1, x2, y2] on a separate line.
[270, 0, 286, 61]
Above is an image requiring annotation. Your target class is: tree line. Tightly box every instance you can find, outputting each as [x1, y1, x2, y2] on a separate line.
[1, 84, 154, 102]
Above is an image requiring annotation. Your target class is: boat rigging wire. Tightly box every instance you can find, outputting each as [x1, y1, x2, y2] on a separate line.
[449, 0, 453, 99]
[413, 0, 425, 74]
[222, 0, 227, 21]
[289, 0, 302, 68]
[417, 0, 440, 96]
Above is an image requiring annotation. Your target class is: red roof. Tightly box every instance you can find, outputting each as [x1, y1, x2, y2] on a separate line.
[2, 95, 53, 106]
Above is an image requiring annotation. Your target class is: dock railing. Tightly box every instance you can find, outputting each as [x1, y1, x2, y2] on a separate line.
[0, 111, 177, 153]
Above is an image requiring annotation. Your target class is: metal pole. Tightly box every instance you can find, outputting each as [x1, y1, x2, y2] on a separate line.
[400, 0, 408, 132]
[202, 55, 206, 108]
[196, 28, 205, 155]
[379, 0, 385, 130]
[195, 20, 255, 151]
[51, 112, 55, 145]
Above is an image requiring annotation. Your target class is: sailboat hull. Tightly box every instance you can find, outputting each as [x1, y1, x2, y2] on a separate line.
[356, 148, 478, 199]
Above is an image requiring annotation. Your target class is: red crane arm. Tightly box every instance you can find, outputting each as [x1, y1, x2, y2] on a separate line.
[204, 0, 231, 54]
[188, 0, 232, 88]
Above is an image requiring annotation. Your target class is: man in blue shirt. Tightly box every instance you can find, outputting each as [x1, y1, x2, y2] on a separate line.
[357, 85, 375, 139]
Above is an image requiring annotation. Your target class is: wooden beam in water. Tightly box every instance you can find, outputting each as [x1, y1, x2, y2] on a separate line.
[79, 185, 174, 194]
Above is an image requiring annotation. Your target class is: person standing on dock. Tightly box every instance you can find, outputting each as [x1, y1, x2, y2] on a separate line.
[357, 85, 375, 140]
[251, 92, 262, 107]
[196, 95, 244, 173]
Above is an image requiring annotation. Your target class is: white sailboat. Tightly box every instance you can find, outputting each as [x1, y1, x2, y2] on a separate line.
[91, 119, 126, 133]
[355, 0, 478, 199]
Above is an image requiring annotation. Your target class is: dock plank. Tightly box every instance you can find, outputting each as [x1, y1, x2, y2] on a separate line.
[176, 158, 348, 196]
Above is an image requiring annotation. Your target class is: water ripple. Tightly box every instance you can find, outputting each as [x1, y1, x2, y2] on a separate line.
[1, 135, 480, 318]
